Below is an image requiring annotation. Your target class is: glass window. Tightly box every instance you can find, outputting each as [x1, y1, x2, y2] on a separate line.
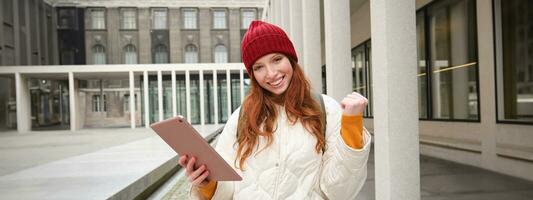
[183, 9, 197, 29]
[351, 40, 373, 117]
[121, 9, 136, 29]
[213, 9, 227, 29]
[154, 44, 169, 64]
[58, 8, 77, 30]
[92, 94, 106, 112]
[185, 44, 198, 63]
[425, 0, 479, 120]
[60, 49, 75, 65]
[152, 8, 167, 29]
[124, 44, 137, 64]
[93, 45, 106, 64]
[124, 94, 129, 112]
[214, 45, 228, 63]
[241, 9, 256, 29]
[495, 0, 533, 123]
[91, 9, 105, 29]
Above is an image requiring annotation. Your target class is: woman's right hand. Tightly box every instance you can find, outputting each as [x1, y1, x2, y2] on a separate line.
[178, 154, 211, 187]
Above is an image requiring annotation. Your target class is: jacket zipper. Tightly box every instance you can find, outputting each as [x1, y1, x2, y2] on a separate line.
[272, 113, 283, 199]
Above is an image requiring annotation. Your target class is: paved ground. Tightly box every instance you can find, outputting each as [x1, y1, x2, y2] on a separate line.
[0, 125, 222, 199]
[163, 147, 533, 200]
[0, 127, 153, 176]
[1, 128, 532, 199]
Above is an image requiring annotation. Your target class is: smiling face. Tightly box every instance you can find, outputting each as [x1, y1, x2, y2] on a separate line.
[251, 53, 294, 96]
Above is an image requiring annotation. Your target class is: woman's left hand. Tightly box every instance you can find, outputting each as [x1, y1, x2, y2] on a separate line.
[340, 92, 368, 116]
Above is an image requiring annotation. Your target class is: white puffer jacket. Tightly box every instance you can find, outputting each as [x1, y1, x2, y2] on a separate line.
[190, 94, 371, 200]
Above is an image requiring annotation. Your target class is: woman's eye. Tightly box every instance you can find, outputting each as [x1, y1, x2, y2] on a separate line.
[274, 57, 282, 62]
[253, 65, 263, 71]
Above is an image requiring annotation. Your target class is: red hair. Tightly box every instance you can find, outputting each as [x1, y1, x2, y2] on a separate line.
[235, 59, 325, 170]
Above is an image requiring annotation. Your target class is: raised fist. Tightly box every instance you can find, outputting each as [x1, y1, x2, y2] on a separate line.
[340, 92, 368, 116]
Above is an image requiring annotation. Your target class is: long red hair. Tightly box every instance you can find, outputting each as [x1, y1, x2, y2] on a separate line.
[235, 58, 325, 170]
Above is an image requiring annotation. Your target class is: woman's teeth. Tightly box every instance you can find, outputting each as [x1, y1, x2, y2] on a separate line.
[270, 76, 284, 86]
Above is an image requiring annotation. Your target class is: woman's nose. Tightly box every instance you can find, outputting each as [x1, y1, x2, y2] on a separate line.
[265, 65, 277, 78]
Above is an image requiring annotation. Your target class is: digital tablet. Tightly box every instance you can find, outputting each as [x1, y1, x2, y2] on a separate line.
[150, 116, 242, 181]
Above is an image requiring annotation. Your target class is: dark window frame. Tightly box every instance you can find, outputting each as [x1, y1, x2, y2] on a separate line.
[119, 7, 138, 30]
[351, 39, 373, 118]
[417, 0, 481, 123]
[492, 0, 533, 125]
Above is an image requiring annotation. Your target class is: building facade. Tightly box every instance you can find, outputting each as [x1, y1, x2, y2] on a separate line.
[0, 0, 263, 130]
[343, 0, 533, 184]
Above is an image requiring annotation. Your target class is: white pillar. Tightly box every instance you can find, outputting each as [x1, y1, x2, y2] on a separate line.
[186, 70, 191, 123]
[477, 0, 498, 172]
[370, 0, 420, 199]
[213, 70, 219, 125]
[68, 72, 77, 131]
[239, 68, 244, 103]
[143, 71, 150, 128]
[226, 69, 232, 114]
[289, 0, 303, 64]
[324, 0, 353, 101]
[280, 0, 290, 34]
[157, 70, 163, 122]
[302, 0, 323, 93]
[129, 71, 136, 129]
[274, 0, 281, 26]
[199, 70, 205, 125]
[15, 73, 31, 132]
[171, 70, 177, 117]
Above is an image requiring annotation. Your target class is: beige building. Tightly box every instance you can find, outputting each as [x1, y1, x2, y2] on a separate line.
[0, 0, 263, 129]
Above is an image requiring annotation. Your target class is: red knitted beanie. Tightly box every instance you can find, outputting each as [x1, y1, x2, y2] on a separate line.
[241, 20, 298, 73]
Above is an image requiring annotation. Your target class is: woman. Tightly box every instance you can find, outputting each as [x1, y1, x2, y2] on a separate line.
[179, 20, 371, 200]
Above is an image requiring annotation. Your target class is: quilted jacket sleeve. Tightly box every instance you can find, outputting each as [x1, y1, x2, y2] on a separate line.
[318, 95, 372, 199]
[189, 107, 241, 200]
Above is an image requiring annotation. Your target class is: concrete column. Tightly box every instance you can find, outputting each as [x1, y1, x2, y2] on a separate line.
[289, 0, 303, 63]
[143, 71, 149, 127]
[477, 0, 498, 172]
[370, 0, 420, 199]
[186, 70, 191, 123]
[323, 0, 353, 101]
[213, 69, 218, 125]
[302, 0, 322, 93]
[15, 73, 31, 132]
[272, 0, 278, 25]
[157, 70, 163, 121]
[280, 0, 290, 34]
[226, 69, 231, 114]
[171, 70, 177, 117]
[129, 71, 136, 129]
[199, 70, 205, 125]
[68, 72, 78, 131]
[239, 68, 244, 103]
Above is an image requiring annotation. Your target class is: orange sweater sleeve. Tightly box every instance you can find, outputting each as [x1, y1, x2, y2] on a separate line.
[341, 114, 364, 149]
[198, 180, 217, 199]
